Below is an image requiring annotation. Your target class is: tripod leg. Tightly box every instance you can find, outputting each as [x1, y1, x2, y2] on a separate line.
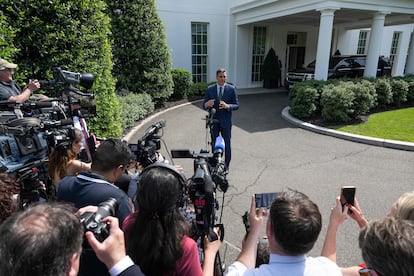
[214, 252, 224, 276]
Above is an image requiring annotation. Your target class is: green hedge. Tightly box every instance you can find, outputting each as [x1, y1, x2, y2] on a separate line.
[117, 93, 154, 131]
[290, 75, 414, 123]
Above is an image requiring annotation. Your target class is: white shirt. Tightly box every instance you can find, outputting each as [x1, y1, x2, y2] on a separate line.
[226, 253, 342, 276]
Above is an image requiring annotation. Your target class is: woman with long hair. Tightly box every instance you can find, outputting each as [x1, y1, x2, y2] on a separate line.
[123, 164, 221, 276]
[48, 128, 91, 186]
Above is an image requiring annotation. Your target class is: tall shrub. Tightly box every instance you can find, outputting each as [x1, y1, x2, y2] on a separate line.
[170, 68, 192, 99]
[107, 0, 173, 100]
[261, 48, 281, 89]
[1, 0, 122, 138]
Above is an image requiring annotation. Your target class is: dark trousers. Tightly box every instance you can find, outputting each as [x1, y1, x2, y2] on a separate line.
[211, 122, 232, 168]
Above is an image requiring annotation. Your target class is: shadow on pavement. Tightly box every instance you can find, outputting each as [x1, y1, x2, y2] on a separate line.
[190, 91, 293, 133]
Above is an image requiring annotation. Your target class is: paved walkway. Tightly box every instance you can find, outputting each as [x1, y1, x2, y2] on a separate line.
[124, 88, 414, 269]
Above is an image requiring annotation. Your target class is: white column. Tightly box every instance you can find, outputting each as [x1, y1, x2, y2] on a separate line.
[314, 8, 337, 81]
[405, 31, 414, 75]
[392, 30, 411, 76]
[364, 12, 388, 78]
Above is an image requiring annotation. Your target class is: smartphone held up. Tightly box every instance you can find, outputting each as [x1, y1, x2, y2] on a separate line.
[340, 186, 356, 212]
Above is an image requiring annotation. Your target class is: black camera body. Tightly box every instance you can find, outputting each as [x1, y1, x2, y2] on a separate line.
[44, 127, 76, 151]
[129, 137, 160, 168]
[40, 67, 94, 90]
[129, 119, 165, 168]
[80, 198, 118, 242]
[171, 148, 228, 242]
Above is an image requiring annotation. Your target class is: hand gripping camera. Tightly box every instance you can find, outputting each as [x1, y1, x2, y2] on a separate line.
[79, 198, 118, 242]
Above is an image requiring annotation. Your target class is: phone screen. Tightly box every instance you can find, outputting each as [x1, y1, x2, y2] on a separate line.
[340, 186, 356, 206]
[255, 192, 280, 208]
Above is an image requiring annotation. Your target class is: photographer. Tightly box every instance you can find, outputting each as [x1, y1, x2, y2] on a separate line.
[57, 139, 133, 276]
[0, 58, 41, 103]
[123, 163, 221, 276]
[0, 202, 144, 276]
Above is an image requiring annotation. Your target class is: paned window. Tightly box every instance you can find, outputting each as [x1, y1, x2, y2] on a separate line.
[192, 23, 208, 83]
[357, 31, 368, 55]
[251, 26, 267, 82]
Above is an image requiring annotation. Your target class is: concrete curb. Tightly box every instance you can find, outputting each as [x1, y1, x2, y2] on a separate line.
[282, 106, 414, 151]
[122, 100, 202, 143]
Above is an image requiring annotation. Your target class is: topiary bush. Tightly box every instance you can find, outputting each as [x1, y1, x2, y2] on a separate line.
[390, 78, 409, 107]
[321, 82, 355, 122]
[170, 68, 192, 100]
[375, 78, 393, 107]
[289, 82, 319, 118]
[117, 92, 154, 131]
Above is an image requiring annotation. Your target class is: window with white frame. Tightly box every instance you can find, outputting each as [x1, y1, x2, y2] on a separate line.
[191, 22, 208, 83]
[390, 31, 401, 66]
[357, 31, 368, 55]
[251, 26, 267, 82]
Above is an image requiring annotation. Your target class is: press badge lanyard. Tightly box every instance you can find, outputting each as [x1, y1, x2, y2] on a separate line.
[77, 173, 119, 189]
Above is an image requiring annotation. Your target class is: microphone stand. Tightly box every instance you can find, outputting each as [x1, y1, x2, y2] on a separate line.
[205, 108, 216, 150]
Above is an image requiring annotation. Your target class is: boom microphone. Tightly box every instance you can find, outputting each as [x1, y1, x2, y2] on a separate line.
[22, 101, 55, 109]
[41, 118, 73, 129]
[143, 119, 166, 139]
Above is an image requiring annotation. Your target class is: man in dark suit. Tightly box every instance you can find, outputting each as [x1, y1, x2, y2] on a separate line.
[203, 68, 239, 169]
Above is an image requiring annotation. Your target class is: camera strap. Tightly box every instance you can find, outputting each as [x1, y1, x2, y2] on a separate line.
[77, 174, 119, 189]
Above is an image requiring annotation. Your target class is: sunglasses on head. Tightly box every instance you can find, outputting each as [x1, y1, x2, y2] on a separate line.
[359, 268, 380, 276]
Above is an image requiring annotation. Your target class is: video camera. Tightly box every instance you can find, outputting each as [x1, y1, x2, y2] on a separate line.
[39, 67, 94, 90]
[17, 160, 49, 209]
[80, 197, 118, 243]
[128, 119, 166, 168]
[0, 66, 97, 208]
[171, 137, 228, 242]
[39, 67, 96, 118]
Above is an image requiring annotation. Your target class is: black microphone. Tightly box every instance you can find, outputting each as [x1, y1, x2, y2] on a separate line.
[42, 118, 73, 129]
[23, 101, 54, 109]
[205, 107, 216, 128]
[146, 119, 166, 136]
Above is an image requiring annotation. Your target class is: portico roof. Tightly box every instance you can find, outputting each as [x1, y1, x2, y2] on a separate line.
[231, 0, 414, 29]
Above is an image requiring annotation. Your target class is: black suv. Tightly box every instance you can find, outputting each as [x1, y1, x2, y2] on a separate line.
[285, 55, 391, 89]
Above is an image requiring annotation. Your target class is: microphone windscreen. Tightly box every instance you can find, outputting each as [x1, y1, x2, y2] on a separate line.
[214, 135, 225, 152]
[59, 119, 73, 126]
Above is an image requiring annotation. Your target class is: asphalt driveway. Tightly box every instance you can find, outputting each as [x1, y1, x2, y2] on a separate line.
[124, 90, 414, 269]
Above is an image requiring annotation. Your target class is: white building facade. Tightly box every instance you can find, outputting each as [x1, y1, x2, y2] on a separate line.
[155, 0, 414, 89]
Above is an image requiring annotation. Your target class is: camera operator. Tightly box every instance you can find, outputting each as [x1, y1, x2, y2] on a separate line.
[57, 139, 133, 276]
[122, 163, 221, 276]
[0, 58, 41, 103]
[0, 202, 144, 276]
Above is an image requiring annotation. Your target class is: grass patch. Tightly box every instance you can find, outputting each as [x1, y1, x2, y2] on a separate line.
[329, 107, 414, 143]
